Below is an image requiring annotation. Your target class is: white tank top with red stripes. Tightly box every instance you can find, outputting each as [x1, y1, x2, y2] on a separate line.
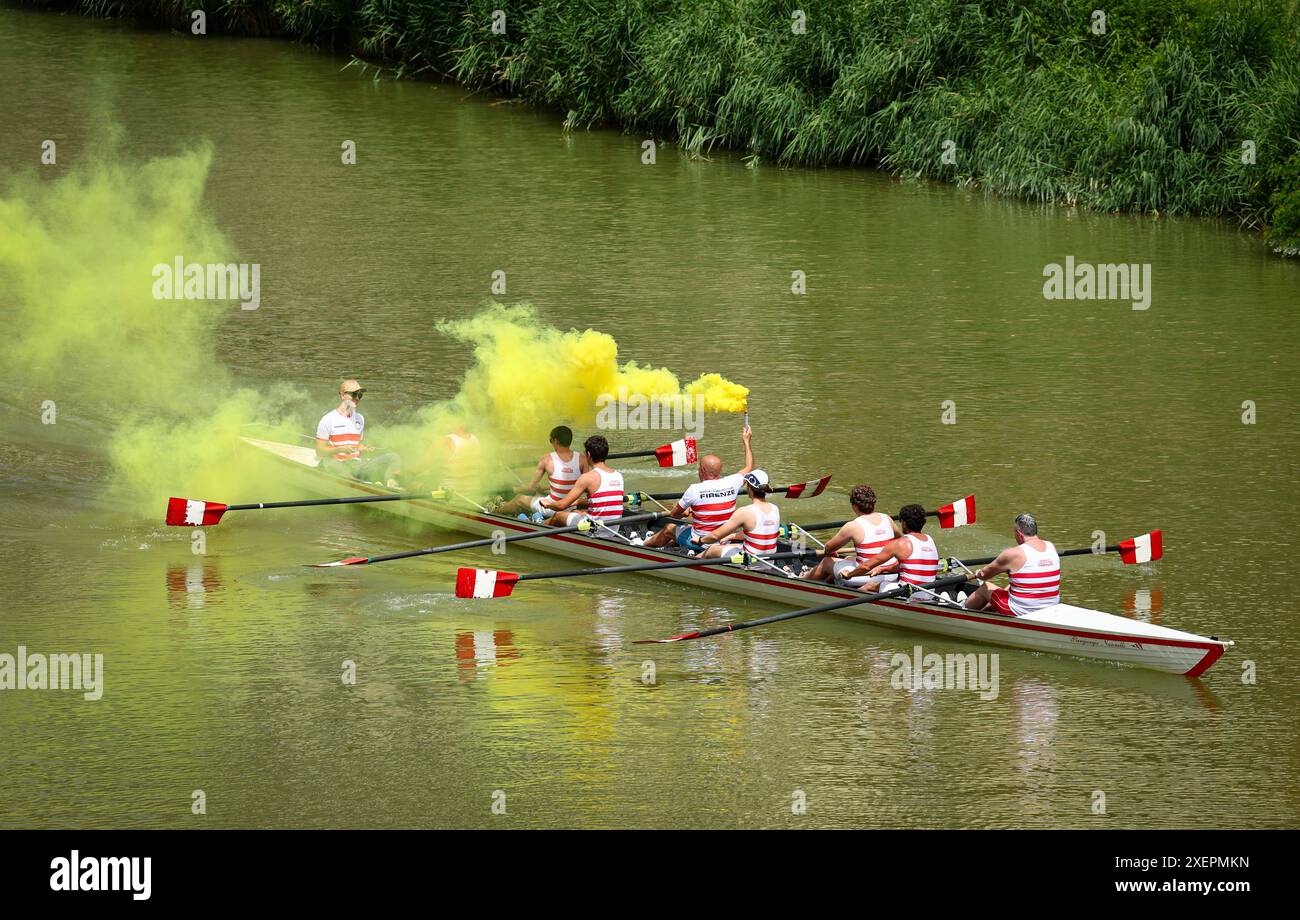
[586, 467, 625, 521]
[899, 532, 939, 586]
[1008, 541, 1061, 614]
[680, 473, 744, 534]
[742, 502, 781, 556]
[546, 450, 582, 501]
[853, 512, 896, 565]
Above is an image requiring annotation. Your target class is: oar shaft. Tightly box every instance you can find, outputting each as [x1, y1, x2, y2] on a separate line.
[518, 549, 812, 583]
[360, 512, 677, 565]
[227, 493, 430, 512]
[606, 448, 660, 460]
[671, 575, 970, 641]
[958, 545, 1118, 568]
[797, 508, 947, 532]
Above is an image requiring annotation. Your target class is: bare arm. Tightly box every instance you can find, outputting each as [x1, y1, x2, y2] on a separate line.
[737, 425, 755, 476]
[975, 547, 1021, 582]
[820, 522, 858, 557]
[700, 508, 747, 544]
[841, 537, 905, 580]
[544, 470, 595, 512]
[519, 455, 549, 495]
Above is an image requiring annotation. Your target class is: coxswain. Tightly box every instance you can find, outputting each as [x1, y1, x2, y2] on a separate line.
[314, 379, 401, 486]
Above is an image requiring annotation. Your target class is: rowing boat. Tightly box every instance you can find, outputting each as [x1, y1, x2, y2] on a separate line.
[239, 436, 1230, 676]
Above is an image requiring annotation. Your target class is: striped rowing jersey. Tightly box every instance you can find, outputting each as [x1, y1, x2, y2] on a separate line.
[898, 532, 939, 586]
[852, 512, 896, 565]
[586, 467, 625, 521]
[546, 450, 582, 501]
[1008, 541, 1061, 615]
[317, 409, 364, 461]
[742, 502, 781, 556]
[444, 432, 481, 488]
[679, 473, 744, 534]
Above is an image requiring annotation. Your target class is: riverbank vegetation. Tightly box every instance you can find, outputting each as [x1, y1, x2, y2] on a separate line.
[24, 0, 1300, 254]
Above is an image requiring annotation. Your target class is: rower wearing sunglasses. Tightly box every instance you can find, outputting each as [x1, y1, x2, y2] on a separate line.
[314, 379, 402, 487]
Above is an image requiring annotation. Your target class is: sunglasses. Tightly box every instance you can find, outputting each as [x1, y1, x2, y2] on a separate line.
[343, 389, 366, 400]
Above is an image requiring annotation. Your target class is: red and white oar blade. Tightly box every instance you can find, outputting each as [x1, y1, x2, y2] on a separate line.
[1118, 530, 1163, 565]
[936, 495, 976, 528]
[783, 475, 831, 499]
[653, 437, 698, 468]
[633, 631, 700, 645]
[305, 556, 370, 568]
[454, 568, 520, 598]
[165, 497, 228, 526]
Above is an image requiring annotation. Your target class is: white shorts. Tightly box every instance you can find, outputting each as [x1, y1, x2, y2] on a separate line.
[832, 558, 873, 587]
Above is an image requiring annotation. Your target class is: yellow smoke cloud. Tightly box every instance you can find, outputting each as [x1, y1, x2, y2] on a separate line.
[387, 301, 747, 444]
[1, 135, 299, 509]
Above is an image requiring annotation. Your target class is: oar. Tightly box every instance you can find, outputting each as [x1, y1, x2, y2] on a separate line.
[635, 574, 970, 644]
[791, 495, 977, 533]
[454, 549, 816, 598]
[958, 530, 1163, 567]
[165, 491, 447, 527]
[627, 473, 832, 505]
[305, 511, 684, 567]
[607, 436, 698, 467]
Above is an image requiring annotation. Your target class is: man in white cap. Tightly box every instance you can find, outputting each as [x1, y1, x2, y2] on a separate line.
[698, 469, 781, 558]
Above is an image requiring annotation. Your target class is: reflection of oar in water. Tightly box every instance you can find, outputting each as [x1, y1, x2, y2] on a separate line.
[306, 511, 690, 567]
[634, 531, 1165, 644]
[164, 490, 446, 527]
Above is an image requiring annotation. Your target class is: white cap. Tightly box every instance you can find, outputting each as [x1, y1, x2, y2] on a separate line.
[743, 469, 770, 490]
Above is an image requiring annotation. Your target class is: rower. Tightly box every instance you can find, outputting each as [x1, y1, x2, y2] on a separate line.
[643, 424, 754, 549]
[963, 514, 1061, 616]
[698, 470, 780, 559]
[540, 435, 625, 533]
[849, 504, 941, 599]
[441, 423, 482, 492]
[314, 379, 401, 487]
[494, 425, 589, 519]
[800, 484, 900, 584]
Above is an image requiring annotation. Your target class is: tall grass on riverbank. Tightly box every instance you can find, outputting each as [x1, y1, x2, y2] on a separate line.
[22, 0, 1300, 254]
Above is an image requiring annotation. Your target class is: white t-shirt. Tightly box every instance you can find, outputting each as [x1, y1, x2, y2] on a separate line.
[317, 409, 365, 460]
[679, 472, 745, 534]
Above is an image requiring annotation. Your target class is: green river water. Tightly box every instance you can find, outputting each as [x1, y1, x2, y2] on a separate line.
[1, 8, 1297, 828]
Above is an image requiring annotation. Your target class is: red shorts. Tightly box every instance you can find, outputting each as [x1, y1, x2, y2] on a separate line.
[988, 587, 1018, 617]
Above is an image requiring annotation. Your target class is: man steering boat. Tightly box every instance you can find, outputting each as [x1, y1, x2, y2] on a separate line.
[315, 378, 401, 487]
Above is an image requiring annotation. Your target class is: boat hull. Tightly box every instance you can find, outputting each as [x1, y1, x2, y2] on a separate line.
[240, 437, 1228, 676]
